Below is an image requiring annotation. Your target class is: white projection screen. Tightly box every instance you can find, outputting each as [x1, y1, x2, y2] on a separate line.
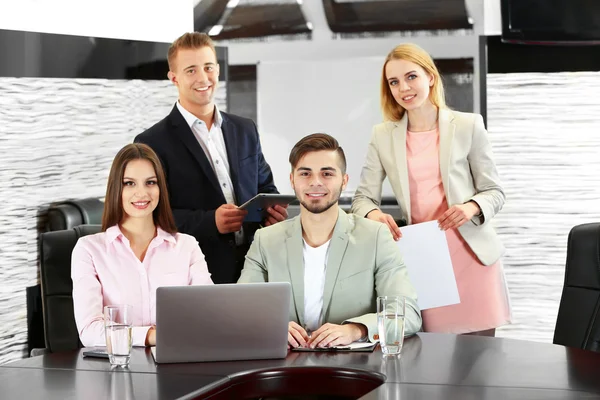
[257, 58, 394, 196]
[0, 0, 192, 43]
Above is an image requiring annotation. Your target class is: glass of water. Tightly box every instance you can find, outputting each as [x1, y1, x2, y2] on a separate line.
[104, 305, 133, 367]
[377, 296, 405, 356]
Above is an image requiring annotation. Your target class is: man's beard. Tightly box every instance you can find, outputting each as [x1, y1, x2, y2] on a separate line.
[296, 184, 343, 214]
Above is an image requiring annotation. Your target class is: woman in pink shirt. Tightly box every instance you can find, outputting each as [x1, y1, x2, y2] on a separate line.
[352, 43, 511, 336]
[72, 143, 213, 348]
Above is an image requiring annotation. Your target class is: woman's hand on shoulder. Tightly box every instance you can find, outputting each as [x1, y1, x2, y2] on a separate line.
[366, 209, 402, 241]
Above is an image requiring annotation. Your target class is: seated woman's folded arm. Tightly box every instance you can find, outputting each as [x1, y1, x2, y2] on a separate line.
[72, 239, 152, 347]
[71, 240, 107, 348]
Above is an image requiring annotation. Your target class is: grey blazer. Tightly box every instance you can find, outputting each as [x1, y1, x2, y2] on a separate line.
[352, 108, 506, 266]
[238, 208, 422, 341]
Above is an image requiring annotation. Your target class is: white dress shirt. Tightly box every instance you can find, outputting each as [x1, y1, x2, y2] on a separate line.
[176, 102, 243, 244]
[303, 239, 330, 332]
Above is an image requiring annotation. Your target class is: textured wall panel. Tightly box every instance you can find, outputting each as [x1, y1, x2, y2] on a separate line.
[0, 78, 226, 364]
[488, 72, 600, 343]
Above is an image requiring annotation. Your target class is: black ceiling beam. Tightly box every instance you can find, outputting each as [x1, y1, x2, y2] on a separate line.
[194, 0, 229, 33]
[323, 0, 472, 34]
[212, 4, 310, 40]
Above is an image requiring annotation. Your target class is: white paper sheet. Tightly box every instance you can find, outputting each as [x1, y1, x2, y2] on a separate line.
[397, 221, 460, 310]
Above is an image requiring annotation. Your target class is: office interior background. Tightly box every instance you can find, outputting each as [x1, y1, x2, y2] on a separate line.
[0, 0, 599, 364]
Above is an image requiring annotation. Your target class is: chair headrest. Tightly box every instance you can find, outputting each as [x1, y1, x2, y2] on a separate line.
[565, 223, 600, 290]
[74, 224, 102, 239]
[45, 198, 104, 231]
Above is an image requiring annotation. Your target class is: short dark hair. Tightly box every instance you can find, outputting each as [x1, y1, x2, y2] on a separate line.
[289, 133, 347, 174]
[102, 143, 177, 233]
[167, 32, 217, 71]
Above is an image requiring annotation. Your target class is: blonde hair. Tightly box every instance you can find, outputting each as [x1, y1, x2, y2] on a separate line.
[167, 32, 216, 71]
[380, 43, 447, 121]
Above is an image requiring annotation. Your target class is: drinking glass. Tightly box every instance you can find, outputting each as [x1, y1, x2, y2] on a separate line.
[377, 296, 405, 356]
[104, 305, 133, 367]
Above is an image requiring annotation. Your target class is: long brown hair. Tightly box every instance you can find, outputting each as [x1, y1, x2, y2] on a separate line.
[101, 143, 177, 233]
[380, 43, 447, 122]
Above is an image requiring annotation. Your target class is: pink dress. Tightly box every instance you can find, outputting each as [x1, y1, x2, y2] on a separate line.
[406, 128, 512, 334]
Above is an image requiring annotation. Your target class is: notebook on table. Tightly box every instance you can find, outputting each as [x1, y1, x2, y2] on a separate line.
[291, 342, 377, 352]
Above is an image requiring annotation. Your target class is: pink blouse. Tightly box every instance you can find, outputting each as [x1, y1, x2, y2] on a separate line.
[71, 225, 213, 347]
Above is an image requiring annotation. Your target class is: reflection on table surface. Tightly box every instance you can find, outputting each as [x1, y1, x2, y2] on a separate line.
[2, 333, 600, 399]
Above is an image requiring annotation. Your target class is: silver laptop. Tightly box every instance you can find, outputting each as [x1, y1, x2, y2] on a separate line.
[152, 282, 291, 363]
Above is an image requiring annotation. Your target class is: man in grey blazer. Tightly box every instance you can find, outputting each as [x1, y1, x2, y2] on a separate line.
[238, 133, 421, 349]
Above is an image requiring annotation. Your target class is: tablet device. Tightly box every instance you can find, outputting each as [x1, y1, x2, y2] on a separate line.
[239, 193, 297, 222]
[82, 349, 109, 359]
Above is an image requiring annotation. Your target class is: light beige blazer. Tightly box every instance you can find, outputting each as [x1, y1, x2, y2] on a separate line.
[238, 208, 422, 341]
[352, 108, 505, 266]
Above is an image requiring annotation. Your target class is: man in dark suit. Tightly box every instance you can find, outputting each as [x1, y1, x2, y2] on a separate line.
[135, 32, 287, 284]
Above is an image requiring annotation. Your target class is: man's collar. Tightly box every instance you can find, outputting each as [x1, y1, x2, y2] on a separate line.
[176, 101, 222, 129]
[289, 206, 348, 239]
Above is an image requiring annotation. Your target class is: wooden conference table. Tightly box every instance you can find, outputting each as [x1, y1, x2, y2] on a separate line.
[1, 333, 600, 399]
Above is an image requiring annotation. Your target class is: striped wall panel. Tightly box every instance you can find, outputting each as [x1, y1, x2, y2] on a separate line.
[488, 72, 600, 343]
[0, 78, 226, 364]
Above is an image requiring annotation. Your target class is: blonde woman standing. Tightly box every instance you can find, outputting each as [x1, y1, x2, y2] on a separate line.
[352, 43, 511, 336]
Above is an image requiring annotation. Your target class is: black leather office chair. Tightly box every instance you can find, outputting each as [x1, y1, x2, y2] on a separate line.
[553, 223, 600, 352]
[36, 224, 102, 354]
[28, 198, 104, 354]
[45, 198, 104, 232]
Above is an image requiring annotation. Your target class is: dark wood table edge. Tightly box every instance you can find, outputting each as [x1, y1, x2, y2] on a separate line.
[360, 382, 600, 399]
[370, 381, 600, 392]
[177, 366, 387, 400]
